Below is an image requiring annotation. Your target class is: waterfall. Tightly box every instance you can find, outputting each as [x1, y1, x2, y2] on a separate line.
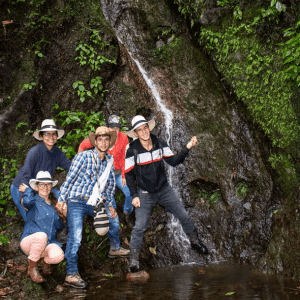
[127, 52, 192, 262]
[100, 0, 195, 262]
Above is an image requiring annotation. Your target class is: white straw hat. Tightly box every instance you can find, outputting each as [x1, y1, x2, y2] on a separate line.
[29, 171, 58, 191]
[33, 119, 65, 141]
[126, 115, 155, 139]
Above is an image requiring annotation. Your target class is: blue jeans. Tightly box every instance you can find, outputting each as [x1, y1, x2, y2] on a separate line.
[65, 198, 120, 275]
[115, 174, 133, 214]
[10, 184, 60, 222]
[130, 183, 195, 250]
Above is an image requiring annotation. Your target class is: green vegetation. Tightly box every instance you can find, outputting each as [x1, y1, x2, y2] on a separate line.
[236, 182, 249, 198]
[173, 0, 300, 194]
[73, 29, 116, 102]
[197, 190, 222, 207]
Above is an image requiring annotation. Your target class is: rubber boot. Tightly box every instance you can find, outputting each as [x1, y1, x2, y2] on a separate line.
[188, 231, 209, 255]
[128, 248, 141, 273]
[28, 259, 45, 283]
[39, 258, 52, 275]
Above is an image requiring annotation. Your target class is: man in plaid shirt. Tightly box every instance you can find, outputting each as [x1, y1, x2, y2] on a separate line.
[57, 127, 130, 289]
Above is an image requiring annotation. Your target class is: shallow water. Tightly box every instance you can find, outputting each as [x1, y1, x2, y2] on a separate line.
[67, 263, 300, 300]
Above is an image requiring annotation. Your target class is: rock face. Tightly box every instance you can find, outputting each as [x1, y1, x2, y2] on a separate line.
[0, 0, 277, 269]
[99, 0, 276, 266]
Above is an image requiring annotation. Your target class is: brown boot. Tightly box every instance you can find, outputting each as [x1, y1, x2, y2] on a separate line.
[28, 259, 44, 283]
[39, 258, 52, 275]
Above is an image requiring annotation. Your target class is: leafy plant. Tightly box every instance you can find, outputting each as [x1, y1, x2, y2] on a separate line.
[279, 20, 300, 86]
[73, 29, 116, 102]
[54, 107, 106, 158]
[0, 157, 18, 217]
[197, 190, 222, 207]
[236, 182, 248, 198]
[22, 82, 36, 91]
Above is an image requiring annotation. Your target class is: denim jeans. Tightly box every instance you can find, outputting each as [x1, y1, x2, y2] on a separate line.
[115, 174, 133, 214]
[65, 198, 120, 275]
[10, 184, 60, 222]
[130, 183, 195, 250]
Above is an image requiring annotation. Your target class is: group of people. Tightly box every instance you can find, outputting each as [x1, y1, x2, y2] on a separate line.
[10, 114, 208, 289]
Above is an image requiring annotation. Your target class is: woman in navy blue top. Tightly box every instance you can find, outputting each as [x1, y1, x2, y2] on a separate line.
[19, 171, 67, 283]
[11, 119, 71, 221]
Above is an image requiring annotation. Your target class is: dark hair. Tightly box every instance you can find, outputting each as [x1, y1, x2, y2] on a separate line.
[96, 134, 111, 140]
[49, 192, 66, 223]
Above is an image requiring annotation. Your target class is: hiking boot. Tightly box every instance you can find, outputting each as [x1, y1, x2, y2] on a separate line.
[28, 259, 45, 283]
[108, 247, 130, 258]
[188, 230, 209, 255]
[64, 273, 87, 289]
[39, 258, 52, 275]
[128, 248, 141, 273]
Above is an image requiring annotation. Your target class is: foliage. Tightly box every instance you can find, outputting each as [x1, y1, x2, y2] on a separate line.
[0, 158, 18, 217]
[54, 107, 106, 158]
[174, 0, 300, 192]
[22, 82, 36, 91]
[152, 36, 184, 65]
[197, 190, 222, 207]
[236, 182, 248, 198]
[73, 29, 116, 102]
[279, 21, 300, 85]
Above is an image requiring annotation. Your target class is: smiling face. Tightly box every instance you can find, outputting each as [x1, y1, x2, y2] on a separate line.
[41, 131, 58, 150]
[36, 182, 52, 199]
[94, 134, 111, 153]
[134, 123, 150, 142]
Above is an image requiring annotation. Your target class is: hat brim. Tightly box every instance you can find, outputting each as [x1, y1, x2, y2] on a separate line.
[126, 119, 156, 139]
[33, 129, 65, 141]
[107, 123, 121, 128]
[29, 179, 58, 191]
[89, 131, 117, 148]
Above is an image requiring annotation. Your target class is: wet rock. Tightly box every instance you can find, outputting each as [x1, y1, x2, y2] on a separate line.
[126, 270, 150, 280]
[156, 40, 164, 48]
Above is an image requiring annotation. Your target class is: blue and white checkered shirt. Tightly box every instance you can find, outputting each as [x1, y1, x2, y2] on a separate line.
[58, 148, 115, 207]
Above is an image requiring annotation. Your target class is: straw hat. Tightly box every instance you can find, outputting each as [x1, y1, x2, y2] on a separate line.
[29, 171, 58, 191]
[89, 126, 117, 148]
[126, 115, 155, 138]
[33, 119, 64, 141]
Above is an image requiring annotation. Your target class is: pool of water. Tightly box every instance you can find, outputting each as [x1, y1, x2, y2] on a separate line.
[66, 263, 300, 300]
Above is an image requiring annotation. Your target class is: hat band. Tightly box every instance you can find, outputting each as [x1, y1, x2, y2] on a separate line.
[41, 125, 58, 130]
[132, 119, 147, 129]
[36, 177, 53, 181]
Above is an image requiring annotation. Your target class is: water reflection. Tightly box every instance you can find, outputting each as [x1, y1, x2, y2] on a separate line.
[84, 263, 300, 300]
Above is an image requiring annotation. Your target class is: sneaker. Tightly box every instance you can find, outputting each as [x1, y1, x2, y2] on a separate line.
[64, 273, 87, 289]
[108, 247, 130, 258]
[191, 242, 209, 255]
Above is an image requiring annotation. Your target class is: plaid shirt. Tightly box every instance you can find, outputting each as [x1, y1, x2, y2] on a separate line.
[58, 148, 115, 207]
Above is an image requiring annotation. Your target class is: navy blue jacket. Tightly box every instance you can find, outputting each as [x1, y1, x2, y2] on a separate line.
[12, 142, 71, 188]
[20, 188, 64, 247]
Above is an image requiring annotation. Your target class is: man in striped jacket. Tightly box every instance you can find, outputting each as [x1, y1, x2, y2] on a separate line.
[125, 115, 208, 273]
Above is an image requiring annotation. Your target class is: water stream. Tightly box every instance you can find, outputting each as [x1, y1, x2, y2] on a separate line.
[67, 263, 300, 300]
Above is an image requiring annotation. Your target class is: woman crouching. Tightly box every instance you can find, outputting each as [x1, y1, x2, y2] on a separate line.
[19, 171, 66, 283]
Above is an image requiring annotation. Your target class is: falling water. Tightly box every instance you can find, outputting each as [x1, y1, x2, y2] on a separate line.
[127, 52, 192, 262]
